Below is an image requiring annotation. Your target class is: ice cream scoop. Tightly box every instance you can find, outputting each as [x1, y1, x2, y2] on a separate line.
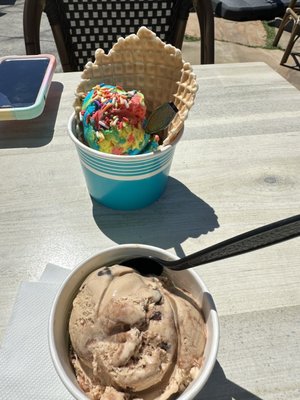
[69, 264, 206, 400]
[80, 84, 160, 155]
[121, 215, 300, 276]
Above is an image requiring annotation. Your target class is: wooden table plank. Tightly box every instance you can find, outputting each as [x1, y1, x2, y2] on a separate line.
[200, 305, 300, 400]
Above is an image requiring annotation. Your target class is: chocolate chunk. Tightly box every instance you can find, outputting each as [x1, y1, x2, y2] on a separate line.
[150, 311, 162, 321]
[159, 342, 170, 351]
[97, 267, 112, 276]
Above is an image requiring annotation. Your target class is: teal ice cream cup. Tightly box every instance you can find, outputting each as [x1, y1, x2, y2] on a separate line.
[68, 113, 183, 210]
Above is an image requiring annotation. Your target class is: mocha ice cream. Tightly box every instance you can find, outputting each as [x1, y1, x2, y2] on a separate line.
[69, 265, 206, 400]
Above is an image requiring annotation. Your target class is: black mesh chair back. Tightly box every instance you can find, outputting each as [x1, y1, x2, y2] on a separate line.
[23, 0, 214, 72]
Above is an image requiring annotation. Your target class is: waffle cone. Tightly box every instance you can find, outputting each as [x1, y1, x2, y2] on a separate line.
[74, 26, 198, 146]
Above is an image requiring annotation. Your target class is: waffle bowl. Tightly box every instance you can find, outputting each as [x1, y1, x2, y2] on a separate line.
[73, 26, 198, 146]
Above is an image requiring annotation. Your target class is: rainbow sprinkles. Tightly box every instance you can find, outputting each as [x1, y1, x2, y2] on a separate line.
[80, 83, 159, 155]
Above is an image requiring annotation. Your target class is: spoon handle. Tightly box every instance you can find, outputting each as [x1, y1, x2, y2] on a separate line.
[168, 215, 300, 270]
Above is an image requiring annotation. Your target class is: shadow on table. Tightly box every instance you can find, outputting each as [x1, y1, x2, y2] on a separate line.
[92, 177, 219, 258]
[0, 81, 63, 149]
[197, 361, 263, 400]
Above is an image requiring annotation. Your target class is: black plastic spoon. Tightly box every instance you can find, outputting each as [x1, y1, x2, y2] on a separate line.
[121, 215, 300, 276]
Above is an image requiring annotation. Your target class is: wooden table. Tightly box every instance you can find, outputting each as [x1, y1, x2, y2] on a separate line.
[0, 62, 299, 399]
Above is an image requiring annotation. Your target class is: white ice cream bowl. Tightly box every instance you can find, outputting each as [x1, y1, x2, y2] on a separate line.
[49, 244, 219, 400]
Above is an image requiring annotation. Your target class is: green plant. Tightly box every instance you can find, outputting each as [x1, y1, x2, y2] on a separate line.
[262, 21, 281, 49]
[183, 34, 200, 42]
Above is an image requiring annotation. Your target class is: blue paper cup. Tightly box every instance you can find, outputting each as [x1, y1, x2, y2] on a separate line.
[68, 113, 183, 210]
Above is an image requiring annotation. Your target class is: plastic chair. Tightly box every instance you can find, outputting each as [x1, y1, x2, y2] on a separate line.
[273, 0, 300, 65]
[23, 0, 215, 72]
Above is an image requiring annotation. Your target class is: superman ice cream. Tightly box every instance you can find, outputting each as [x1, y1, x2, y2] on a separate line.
[80, 84, 159, 155]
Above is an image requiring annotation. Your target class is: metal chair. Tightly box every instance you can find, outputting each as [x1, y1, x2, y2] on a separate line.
[273, 0, 300, 65]
[23, 0, 215, 72]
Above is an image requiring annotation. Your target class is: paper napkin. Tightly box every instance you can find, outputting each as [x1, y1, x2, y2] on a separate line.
[0, 264, 74, 399]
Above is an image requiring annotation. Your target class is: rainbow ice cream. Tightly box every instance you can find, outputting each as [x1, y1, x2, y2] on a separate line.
[80, 84, 159, 155]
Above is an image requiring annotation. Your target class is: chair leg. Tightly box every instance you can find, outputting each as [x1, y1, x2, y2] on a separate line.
[23, 0, 44, 54]
[280, 21, 300, 64]
[192, 0, 215, 64]
[273, 12, 291, 46]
